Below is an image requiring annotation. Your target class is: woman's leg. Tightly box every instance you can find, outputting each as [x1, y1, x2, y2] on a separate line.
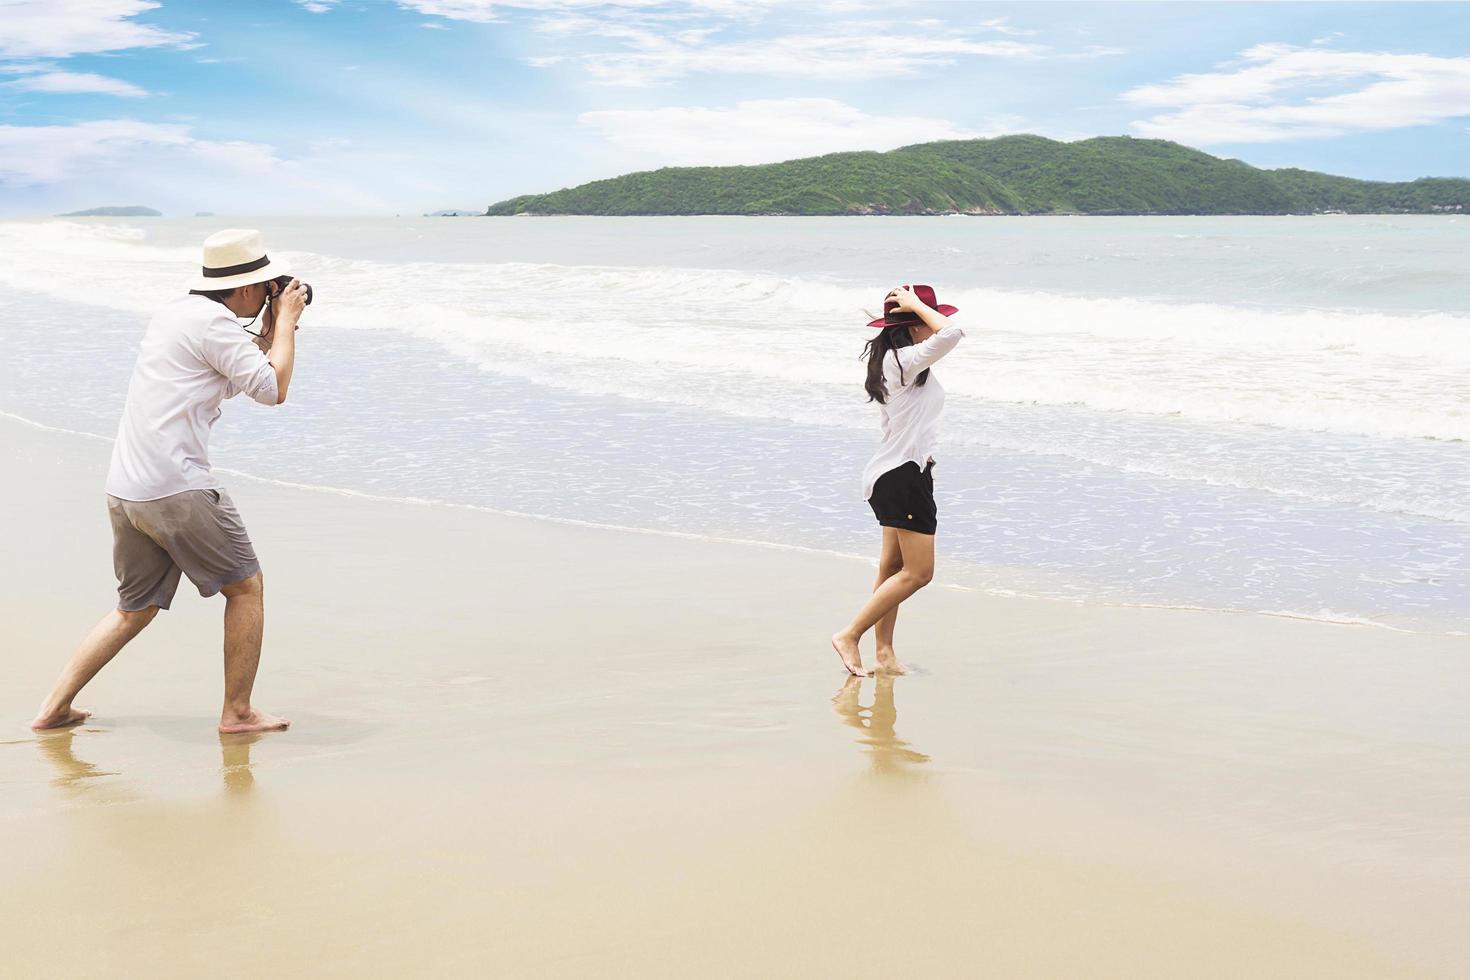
[872, 529, 908, 674]
[832, 529, 935, 676]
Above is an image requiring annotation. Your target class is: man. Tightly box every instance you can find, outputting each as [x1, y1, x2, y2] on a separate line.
[30, 229, 307, 734]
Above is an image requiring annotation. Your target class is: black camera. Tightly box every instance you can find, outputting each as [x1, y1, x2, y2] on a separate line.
[270, 274, 313, 306]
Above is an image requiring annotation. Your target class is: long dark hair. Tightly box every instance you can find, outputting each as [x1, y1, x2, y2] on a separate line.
[860, 319, 929, 404]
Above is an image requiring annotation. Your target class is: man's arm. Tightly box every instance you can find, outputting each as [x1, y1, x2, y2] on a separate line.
[266, 279, 306, 404]
[201, 317, 278, 406]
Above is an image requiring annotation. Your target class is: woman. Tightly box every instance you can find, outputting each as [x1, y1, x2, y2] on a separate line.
[831, 284, 963, 677]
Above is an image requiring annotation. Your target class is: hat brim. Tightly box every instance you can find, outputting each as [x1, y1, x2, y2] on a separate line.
[190, 256, 292, 292]
[866, 303, 958, 328]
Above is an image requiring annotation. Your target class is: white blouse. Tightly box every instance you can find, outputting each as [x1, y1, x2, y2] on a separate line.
[861, 323, 965, 501]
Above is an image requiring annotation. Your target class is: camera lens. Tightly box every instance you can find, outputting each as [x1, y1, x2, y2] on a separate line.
[273, 274, 312, 306]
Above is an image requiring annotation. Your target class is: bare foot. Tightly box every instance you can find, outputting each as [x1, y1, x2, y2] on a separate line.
[219, 709, 290, 735]
[30, 706, 92, 731]
[831, 633, 871, 677]
[874, 649, 910, 675]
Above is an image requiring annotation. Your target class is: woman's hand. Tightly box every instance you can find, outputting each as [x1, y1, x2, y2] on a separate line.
[887, 285, 929, 314]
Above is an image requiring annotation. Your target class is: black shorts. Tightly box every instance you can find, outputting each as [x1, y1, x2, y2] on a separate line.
[867, 461, 937, 535]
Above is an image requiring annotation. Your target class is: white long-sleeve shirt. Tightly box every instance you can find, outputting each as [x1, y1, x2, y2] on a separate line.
[105, 294, 279, 501]
[861, 323, 965, 500]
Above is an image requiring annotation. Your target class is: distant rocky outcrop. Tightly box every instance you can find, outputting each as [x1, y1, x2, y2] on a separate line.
[426, 208, 479, 216]
[57, 205, 162, 217]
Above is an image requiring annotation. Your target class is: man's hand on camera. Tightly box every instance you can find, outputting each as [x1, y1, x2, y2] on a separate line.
[265, 279, 302, 405]
[275, 278, 308, 327]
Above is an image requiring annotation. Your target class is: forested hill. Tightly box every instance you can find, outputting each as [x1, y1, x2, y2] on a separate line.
[484, 135, 1469, 216]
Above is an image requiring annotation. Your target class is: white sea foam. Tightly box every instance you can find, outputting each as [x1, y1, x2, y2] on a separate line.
[3, 217, 1466, 633]
[2, 219, 1466, 527]
[1, 219, 1464, 444]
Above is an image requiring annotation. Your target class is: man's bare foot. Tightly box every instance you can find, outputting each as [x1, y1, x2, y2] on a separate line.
[219, 709, 290, 735]
[874, 649, 910, 675]
[30, 706, 91, 731]
[831, 633, 871, 677]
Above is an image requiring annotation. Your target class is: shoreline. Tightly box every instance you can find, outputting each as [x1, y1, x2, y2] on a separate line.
[4, 412, 1470, 976]
[3, 408, 1457, 639]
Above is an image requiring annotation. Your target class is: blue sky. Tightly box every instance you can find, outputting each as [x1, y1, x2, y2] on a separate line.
[1, 0, 1467, 215]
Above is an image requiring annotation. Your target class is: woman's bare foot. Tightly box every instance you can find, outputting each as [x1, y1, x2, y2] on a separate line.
[831, 633, 871, 677]
[30, 706, 92, 731]
[874, 648, 910, 675]
[218, 709, 290, 735]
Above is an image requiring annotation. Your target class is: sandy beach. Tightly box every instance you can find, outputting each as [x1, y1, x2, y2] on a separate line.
[2, 412, 1468, 978]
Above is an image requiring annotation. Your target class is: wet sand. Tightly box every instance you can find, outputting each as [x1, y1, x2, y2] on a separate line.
[2, 414, 1468, 978]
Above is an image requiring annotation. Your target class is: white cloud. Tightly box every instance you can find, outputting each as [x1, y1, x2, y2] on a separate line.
[579, 97, 1012, 166]
[1124, 44, 1470, 144]
[0, 118, 400, 212]
[398, 0, 804, 21]
[0, 0, 194, 58]
[300, 0, 656, 19]
[981, 17, 1037, 38]
[395, 0, 545, 21]
[395, 0, 764, 20]
[541, 18, 1045, 85]
[0, 119, 249, 185]
[292, 1, 1093, 87]
[3, 70, 147, 97]
[391, 0, 1067, 86]
[1070, 45, 1126, 59]
[0, 60, 58, 73]
[816, 0, 888, 11]
[393, 0, 498, 21]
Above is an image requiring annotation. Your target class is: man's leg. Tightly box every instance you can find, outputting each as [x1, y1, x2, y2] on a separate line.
[218, 571, 289, 734]
[34, 495, 182, 729]
[31, 606, 159, 730]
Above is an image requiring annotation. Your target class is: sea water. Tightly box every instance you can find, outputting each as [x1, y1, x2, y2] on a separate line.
[0, 215, 1465, 633]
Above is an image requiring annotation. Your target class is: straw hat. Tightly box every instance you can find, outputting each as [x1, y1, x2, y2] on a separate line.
[191, 228, 291, 291]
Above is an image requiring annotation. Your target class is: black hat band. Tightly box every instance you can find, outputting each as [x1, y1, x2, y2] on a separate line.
[202, 254, 270, 278]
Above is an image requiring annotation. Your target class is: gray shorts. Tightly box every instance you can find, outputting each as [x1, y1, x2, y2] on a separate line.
[107, 489, 260, 611]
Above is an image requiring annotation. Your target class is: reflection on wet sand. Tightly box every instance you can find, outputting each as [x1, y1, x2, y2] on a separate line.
[33, 728, 264, 800]
[34, 729, 118, 794]
[220, 733, 262, 797]
[831, 674, 930, 774]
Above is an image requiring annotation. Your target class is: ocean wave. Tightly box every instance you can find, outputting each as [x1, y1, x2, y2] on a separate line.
[1, 219, 1466, 447]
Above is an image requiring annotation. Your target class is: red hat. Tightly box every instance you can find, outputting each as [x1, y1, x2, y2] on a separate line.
[866, 284, 958, 328]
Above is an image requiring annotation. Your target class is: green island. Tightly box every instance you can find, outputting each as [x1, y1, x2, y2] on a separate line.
[484, 135, 1469, 217]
